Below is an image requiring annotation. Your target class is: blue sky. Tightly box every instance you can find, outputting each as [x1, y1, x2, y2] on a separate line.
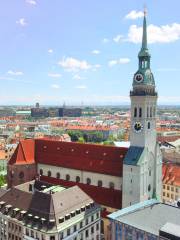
[0, 0, 180, 105]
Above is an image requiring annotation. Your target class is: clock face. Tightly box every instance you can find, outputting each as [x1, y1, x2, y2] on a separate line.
[134, 122, 143, 132]
[134, 73, 143, 83]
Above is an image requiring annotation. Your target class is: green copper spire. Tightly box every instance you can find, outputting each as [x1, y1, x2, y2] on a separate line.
[142, 8, 147, 50]
[138, 8, 150, 57]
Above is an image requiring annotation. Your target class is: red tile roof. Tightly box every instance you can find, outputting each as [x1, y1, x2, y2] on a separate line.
[158, 136, 180, 143]
[35, 139, 127, 177]
[162, 163, 180, 186]
[8, 139, 35, 165]
[9, 139, 127, 177]
[40, 175, 122, 209]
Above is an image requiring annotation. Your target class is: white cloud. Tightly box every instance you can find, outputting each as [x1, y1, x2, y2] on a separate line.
[108, 58, 130, 67]
[58, 57, 91, 72]
[16, 18, 27, 26]
[113, 34, 123, 43]
[26, 0, 36, 5]
[125, 10, 144, 20]
[51, 84, 60, 89]
[103, 38, 109, 43]
[76, 85, 87, 89]
[108, 60, 118, 67]
[48, 49, 53, 53]
[48, 73, 62, 78]
[7, 70, 23, 76]
[92, 50, 100, 54]
[73, 74, 86, 80]
[127, 23, 180, 43]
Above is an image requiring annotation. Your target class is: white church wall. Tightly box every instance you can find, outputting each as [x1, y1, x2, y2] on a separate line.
[38, 163, 122, 190]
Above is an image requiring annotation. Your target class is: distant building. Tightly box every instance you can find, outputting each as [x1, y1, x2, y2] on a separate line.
[108, 199, 180, 240]
[59, 108, 82, 117]
[0, 180, 101, 240]
[162, 163, 180, 204]
[48, 108, 59, 118]
[31, 107, 49, 118]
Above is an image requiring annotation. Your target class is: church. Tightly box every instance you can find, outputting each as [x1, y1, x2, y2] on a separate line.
[7, 11, 162, 215]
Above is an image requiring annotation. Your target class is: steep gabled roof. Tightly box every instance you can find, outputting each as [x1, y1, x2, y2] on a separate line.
[9, 139, 35, 165]
[35, 139, 127, 176]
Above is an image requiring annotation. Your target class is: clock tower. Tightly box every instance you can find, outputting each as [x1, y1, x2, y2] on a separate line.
[122, 10, 162, 208]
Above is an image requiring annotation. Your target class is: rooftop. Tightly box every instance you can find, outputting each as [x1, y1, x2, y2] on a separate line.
[0, 180, 99, 232]
[108, 199, 180, 236]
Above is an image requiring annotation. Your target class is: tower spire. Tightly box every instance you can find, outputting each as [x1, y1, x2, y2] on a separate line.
[141, 7, 148, 51]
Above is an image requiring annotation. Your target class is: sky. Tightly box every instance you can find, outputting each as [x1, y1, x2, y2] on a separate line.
[0, 0, 180, 105]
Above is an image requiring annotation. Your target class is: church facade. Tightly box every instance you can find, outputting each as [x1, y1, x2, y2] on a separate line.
[7, 12, 162, 213]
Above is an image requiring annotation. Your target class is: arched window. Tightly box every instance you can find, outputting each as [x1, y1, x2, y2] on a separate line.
[56, 172, 60, 179]
[139, 108, 142, 117]
[66, 174, 70, 181]
[98, 180, 103, 187]
[109, 182, 114, 189]
[148, 122, 150, 129]
[147, 107, 149, 118]
[150, 107, 152, 117]
[134, 107, 137, 117]
[86, 178, 91, 185]
[47, 171, 51, 177]
[39, 169, 43, 175]
[76, 176, 80, 183]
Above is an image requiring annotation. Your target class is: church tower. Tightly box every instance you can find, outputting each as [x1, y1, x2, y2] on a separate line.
[122, 10, 162, 208]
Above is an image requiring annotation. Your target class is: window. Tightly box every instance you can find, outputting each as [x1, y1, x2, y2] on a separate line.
[163, 192, 165, 196]
[139, 108, 142, 117]
[167, 186, 170, 190]
[134, 107, 137, 117]
[47, 171, 51, 177]
[73, 225, 77, 232]
[67, 229, 70, 236]
[66, 174, 70, 181]
[147, 107, 149, 117]
[76, 176, 80, 183]
[109, 182, 114, 189]
[150, 107, 152, 117]
[50, 236, 55, 240]
[149, 169, 151, 176]
[85, 230, 89, 238]
[98, 180, 102, 187]
[96, 223, 99, 230]
[163, 185, 165, 189]
[56, 172, 60, 179]
[148, 122, 150, 129]
[19, 171, 24, 179]
[91, 215, 94, 222]
[80, 222, 83, 228]
[40, 169, 43, 175]
[86, 178, 91, 185]
[91, 226, 94, 234]
[86, 218, 89, 225]
[171, 187, 174, 191]
[148, 184, 151, 192]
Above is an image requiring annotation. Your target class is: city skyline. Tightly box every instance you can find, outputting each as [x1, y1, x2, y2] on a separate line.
[0, 0, 180, 105]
